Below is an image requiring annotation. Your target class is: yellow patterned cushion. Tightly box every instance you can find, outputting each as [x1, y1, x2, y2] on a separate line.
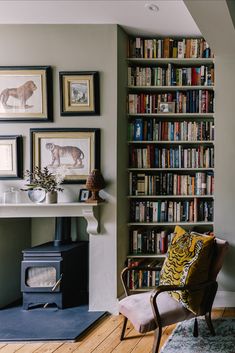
[160, 226, 215, 314]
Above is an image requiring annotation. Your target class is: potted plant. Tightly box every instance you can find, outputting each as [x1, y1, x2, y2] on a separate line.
[23, 166, 64, 204]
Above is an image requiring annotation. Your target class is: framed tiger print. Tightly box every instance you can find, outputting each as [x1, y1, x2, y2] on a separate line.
[30, 128, 100, 184]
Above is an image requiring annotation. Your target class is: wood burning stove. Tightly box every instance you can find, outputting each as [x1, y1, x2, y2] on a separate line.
[21, 217, 88, 310]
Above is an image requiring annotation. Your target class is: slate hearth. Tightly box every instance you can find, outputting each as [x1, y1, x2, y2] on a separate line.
[0, 304, 106, 341]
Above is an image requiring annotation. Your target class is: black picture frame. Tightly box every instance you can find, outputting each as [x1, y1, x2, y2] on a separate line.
[59, 71, 100, 116]
[78, 189, 91, 202]
[0, 66, 53, 122]
[30, 128, 100, 184]
[0, 135, 23, 179]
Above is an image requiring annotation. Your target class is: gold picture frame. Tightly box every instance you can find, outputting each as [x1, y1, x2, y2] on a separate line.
[30, 128, 100, 184]
[60, 71, 100, 116]
[0, 66, 52, 122]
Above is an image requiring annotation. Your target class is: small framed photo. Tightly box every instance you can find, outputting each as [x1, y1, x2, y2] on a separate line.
[0, 66, 53, 122]
[159, 102, 175, 113]
[78, 189, 91, 202]
[30, 128, 100, 184]
[0, 135, 23, 179]
[60, 71, 100, 116]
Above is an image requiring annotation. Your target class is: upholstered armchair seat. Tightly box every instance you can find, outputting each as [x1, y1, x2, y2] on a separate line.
[119, 290, 194, 334]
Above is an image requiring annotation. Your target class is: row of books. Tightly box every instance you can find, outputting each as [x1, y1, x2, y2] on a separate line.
[129, 119, 214, 142]
[128, 65, 214, 87]
[128, 37, 213, 59]
[130, 145, 214, 169]
[129, 172, 214, 196]
[130, 199, 214, 223]
[126, 258, 164, 290]
[128, 91, 214, 114]
[130, 229, 173, 254]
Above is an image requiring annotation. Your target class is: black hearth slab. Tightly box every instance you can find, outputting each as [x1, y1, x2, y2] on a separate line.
[0, 305, 106, 341]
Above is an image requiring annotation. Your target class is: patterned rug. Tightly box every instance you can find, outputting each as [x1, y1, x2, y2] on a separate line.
[161, 318, 235, 353]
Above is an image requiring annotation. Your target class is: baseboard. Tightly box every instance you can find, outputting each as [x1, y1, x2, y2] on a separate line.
[213, 291, 235, 307]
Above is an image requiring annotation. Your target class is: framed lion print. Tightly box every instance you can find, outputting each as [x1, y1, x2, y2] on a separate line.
[30, 128, 100, 184]
[59, 71, 100, 116]
[0, 66, 53, 122]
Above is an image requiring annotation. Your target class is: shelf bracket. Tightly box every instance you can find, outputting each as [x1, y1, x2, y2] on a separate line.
[82, 206, 99, 235]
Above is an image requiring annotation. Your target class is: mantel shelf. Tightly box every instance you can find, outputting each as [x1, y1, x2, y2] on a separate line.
[0, 202, 102, 235]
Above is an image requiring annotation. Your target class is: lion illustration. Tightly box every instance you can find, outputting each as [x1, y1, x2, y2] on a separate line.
[46, 143, 85, 168]
[0, 80, 37, 109]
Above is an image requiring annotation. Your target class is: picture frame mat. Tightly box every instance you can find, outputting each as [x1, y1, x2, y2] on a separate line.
[63, 75, 94, 112]
[0, 139, 16, 175]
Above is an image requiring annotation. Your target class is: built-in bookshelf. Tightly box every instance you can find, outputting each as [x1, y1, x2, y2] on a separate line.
[126, 37, 215, 292]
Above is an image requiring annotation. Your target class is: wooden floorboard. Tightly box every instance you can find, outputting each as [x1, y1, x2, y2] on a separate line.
[0, 308, 234, 353]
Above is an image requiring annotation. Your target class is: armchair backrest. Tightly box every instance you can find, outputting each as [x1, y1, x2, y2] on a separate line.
[209, 238, 229, 280]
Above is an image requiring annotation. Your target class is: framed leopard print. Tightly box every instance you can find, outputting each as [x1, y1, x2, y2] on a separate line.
[30, 128, 100, 184]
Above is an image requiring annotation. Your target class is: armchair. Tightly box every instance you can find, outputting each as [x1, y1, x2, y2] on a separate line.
[119, 237, 229, 353]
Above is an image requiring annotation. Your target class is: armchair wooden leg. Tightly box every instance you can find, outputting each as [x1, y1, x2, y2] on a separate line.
[193, 318, 199, 337]
[205, 311, 216, 336]
[120, 317, 128, 341]
[152, 326, 162, 353]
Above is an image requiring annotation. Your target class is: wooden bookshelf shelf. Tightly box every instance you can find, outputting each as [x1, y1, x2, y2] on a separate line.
[128, 222, 214, 226]
[127, 58, 215, 65]
[128, 85, 214, 91]
[128, 195, 214, 199]
[128, 168, 214, 171]
[127, 254, 167, 258]
[128, 113, 214, 118]
[128, 140, 214, 144]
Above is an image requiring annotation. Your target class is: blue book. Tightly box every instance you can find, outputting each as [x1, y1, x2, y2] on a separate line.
[134, 119, 143, 141]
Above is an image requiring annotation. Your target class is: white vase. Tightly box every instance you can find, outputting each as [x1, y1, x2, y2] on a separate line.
[28, 189, 46, 203]
[45, 191, 58, 204]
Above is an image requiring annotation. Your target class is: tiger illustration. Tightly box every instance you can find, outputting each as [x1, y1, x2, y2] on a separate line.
[160, 232, 203, 313]
[46, 143, 84, 168]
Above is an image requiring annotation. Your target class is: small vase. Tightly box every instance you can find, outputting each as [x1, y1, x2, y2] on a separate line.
[28, 189, 46, 203]
[45, 191, 58, 204]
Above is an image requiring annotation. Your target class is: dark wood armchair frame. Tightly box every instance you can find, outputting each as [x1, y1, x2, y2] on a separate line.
[120, 266, 218, 353]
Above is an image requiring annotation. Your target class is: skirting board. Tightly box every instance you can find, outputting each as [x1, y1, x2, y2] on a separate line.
[213, 291, 235, 307]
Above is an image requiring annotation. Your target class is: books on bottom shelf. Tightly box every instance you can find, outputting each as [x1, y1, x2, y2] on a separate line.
[127, 257, 165, 290]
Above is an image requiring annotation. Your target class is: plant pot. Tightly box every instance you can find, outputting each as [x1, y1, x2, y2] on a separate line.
[28, 189, 46, 203]
[45, 191, 58, 204]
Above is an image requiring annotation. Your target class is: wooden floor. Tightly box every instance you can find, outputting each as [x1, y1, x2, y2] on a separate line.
[0, 308, 234, 353]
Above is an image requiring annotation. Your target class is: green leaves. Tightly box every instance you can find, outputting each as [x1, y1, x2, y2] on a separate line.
[24, 166, 64, 192]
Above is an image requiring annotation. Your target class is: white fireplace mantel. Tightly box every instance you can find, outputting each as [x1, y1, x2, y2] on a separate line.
[0, 202, 100, 235]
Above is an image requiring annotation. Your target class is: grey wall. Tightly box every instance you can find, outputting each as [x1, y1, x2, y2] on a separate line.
[117, 27, 129, 297]
[184, 0, 235, 306]
[0, 219, 30, 307]
[0, 24, 120, 312]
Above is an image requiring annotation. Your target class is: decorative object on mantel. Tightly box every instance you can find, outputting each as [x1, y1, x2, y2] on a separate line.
[78, 188, 91, 202]
[22, 166, 64, 204]
[85, 169, 105, 203]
